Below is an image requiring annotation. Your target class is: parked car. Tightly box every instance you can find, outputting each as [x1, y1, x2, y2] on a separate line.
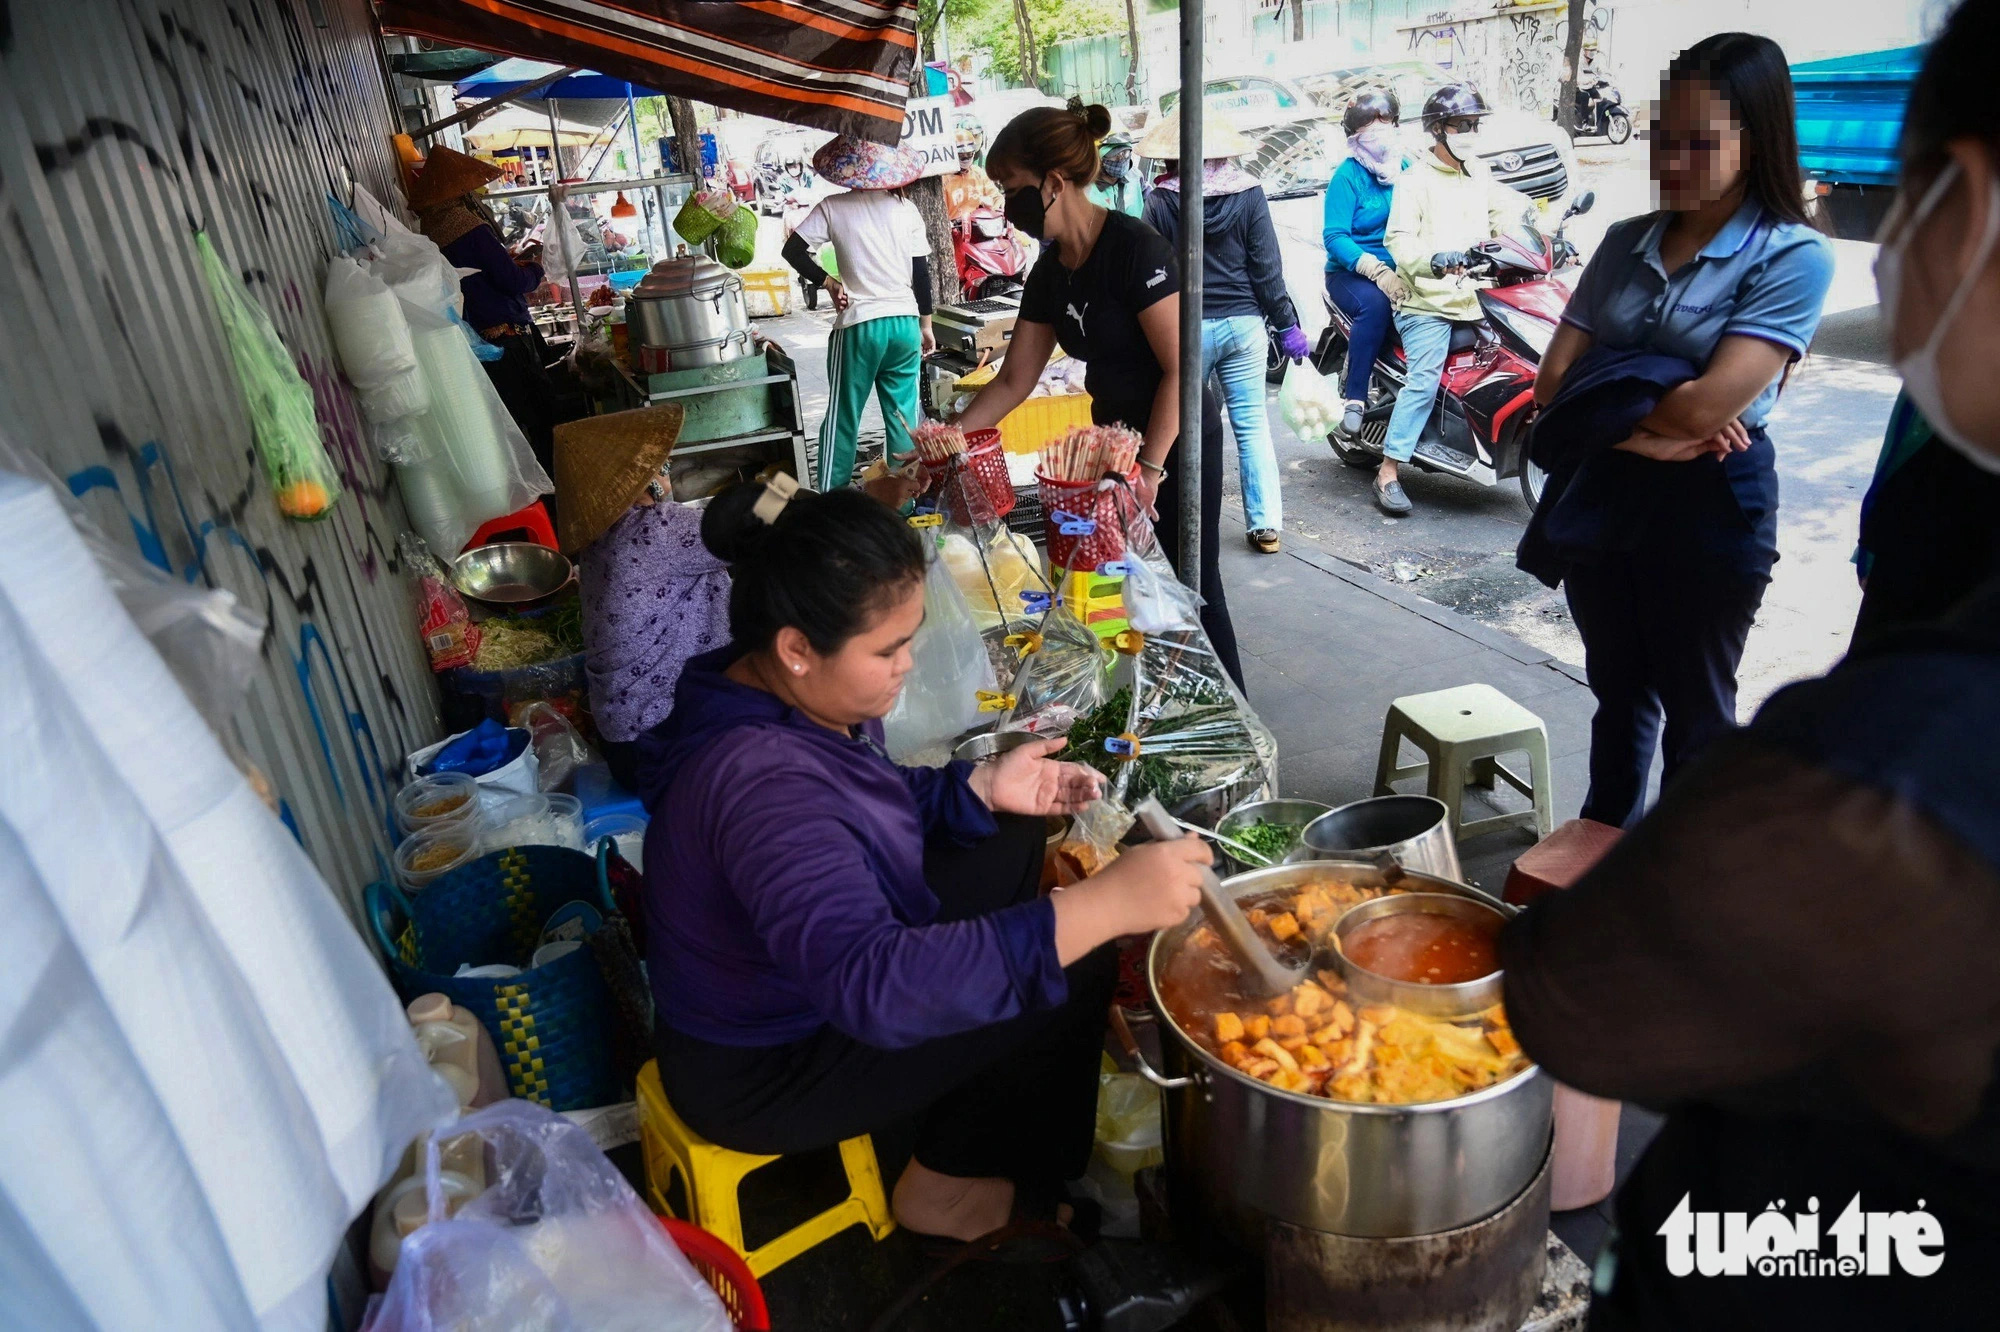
[1302, 60, 1579, 204]
[1155, 74, 1338, 198]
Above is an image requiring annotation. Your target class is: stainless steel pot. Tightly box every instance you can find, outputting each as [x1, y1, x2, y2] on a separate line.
[630, 255, 752, 365]
[1141, 862, 1551, 1245]
[1331, 892, 1507, 1018]
[1291, 794, 1462, 882]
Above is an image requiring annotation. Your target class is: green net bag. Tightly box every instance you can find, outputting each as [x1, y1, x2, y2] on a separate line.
[672, 186, 737, 245]
[196, 232, 340, 520]
[715, 205, 759, 270]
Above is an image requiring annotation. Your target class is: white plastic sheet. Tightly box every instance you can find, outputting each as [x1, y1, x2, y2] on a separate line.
[882, 537, 997, 766]
[0, 471, 458, 1330]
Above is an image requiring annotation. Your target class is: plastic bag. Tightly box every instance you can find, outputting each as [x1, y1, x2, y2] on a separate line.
[370, 1101, 732, 1332]
[1003, 598, 1110, 738]
[1117, 550, 1202, 636]
[422, 718, 528, 778]
[399, 532, 480, 671]
[366, 210, 466, 323]
[543, 203, 587, 288]
[715, 205, 759, 270]
[882, 535, 998, 765]
[324, 257, 427, 417]
[940, 527, 1049, 631]
[1279, 358, 1343, 442]
[195, 231, 341, 521]
[513, 700, 599, 793]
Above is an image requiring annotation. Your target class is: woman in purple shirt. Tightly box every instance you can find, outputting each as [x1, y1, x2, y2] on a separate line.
[637, 477, 1208, 1241]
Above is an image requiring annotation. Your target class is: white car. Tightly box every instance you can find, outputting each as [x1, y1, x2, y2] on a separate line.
[1155, 75, 1339, 199]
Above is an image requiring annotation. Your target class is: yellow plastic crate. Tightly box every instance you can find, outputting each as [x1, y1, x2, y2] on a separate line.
[996, 391, 1094, 456]
[738, 267, 794, 319]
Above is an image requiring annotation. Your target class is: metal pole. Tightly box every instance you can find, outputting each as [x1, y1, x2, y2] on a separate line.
[548, 97, 585, 331]
[1176, 0, 1204, 586]
[626, 83, 657, 260]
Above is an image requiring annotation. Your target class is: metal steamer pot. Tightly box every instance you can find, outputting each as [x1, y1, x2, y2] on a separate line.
[630, 255, 753, 365]
[1139, 863, 1552, 1247]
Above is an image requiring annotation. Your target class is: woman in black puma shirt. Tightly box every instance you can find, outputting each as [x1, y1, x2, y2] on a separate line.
[957, 102, 1242, 686]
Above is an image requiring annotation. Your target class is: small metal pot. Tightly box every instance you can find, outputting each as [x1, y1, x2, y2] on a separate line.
[1331, 892, 1507, 1018]
[1292, 794, 1462, 882]
[1213, 797, 1333, 874]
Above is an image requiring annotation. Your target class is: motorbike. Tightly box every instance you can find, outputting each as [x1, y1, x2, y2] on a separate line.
[1311, 190, 1596, 508]
[1569, 77, 1632, 144]
[952, 205, 1028, 300]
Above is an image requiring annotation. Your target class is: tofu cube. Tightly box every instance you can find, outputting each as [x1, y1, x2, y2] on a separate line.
[1244, 1014, 1272, 1041]
[1213, 1011, 1245, 1044]
[1266, 912, 1301, 942]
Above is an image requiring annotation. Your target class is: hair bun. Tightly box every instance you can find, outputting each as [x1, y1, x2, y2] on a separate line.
[699, 479, 791, 563]
[1082, 104, 1113, 139]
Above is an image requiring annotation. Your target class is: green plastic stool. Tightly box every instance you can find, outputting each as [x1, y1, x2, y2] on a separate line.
[1373, 683, 1555, 841]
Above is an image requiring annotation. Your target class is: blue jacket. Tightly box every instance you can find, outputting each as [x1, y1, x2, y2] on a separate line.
[1517, 345, 1780, 587]
[634, 647, 1064, 1049]
[1322, 157, 1395, 273]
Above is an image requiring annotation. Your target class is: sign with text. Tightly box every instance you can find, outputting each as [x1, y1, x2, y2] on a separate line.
[901, 95, 957, 179]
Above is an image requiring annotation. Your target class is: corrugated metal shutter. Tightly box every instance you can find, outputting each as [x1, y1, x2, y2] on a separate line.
[0, 0, 438, 919]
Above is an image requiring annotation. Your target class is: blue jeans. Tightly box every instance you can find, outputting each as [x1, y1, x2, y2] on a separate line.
[1383, 311, 1452, 464]
[1200, 313, 1281, 532]
[1324, 267, 1394, 403]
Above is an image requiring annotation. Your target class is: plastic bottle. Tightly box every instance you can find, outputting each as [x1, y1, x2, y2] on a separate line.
[407, 993, 508, 1108]
[367, 1168, 481, 1287]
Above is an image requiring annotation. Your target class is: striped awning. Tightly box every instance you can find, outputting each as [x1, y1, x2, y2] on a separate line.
[379, 1, 919, 143]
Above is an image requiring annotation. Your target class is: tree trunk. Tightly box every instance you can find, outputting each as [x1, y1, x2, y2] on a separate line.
[1012, 0, 1040, 89]
[665, 95, 701, 176]
[1124, 0, 1143, 105]
[905, 61, 962, 311]
[1556, 0, 1586, 131]
[1291, 0, 1305, 43]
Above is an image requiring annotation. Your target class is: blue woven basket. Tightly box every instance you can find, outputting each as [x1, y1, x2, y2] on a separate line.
[367, 844, 623, 1111]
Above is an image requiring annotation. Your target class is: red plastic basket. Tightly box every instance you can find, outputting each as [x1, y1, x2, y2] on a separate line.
[1037, 469, 1141, 573]
[921, 428, 1015, 527]
[661, 1216, 770, 1330]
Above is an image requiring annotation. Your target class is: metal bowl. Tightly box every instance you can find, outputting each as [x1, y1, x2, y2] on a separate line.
[451, 543, 574, 607]
[950, 728, 1043, 765]
[1330, 891, 1509, 1017]
[1213, 797, 1333, 873]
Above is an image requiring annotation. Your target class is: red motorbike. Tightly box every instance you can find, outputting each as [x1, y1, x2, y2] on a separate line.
[952, 205, 1027, 300]
[1314, 190, 1595, 507]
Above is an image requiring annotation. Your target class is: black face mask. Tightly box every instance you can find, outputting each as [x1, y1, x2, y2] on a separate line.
[1004, 183, 1048, 240]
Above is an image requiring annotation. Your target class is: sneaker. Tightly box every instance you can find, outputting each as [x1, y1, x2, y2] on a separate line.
[1373, 478, 1413, 516]
[1248, 528, 1280, 554]
[1341, 399, 1366, 435]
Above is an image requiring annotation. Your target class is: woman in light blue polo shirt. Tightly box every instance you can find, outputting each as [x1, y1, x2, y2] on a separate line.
[1531, 32, 1834, 828]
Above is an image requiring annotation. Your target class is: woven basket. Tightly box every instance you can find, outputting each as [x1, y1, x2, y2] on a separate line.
[367, 844, 624, 1110]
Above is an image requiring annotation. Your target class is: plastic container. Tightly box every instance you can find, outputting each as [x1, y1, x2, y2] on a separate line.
[998, 391, 1093, 456]
[408, 992, 508, 1109]
[585, 811, 649, 865]
[481, 791, 585, 852]
[394, 773, 482, 838]
[1038, 469, 1141, 574]
[575, 762, 647, 826]
[394, 825, 483, 891]
[367, 1169, 482, 1287]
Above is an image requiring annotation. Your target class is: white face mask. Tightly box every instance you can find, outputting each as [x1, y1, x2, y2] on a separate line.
[1876, 160, 2000, 472]
[1444, 130, 1482, 167]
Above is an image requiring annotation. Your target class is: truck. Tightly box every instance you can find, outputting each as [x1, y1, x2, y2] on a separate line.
[1791, 45, 1923, 241]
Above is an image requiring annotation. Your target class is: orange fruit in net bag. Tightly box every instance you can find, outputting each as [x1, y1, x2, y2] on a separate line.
[276, 478, 331, 518]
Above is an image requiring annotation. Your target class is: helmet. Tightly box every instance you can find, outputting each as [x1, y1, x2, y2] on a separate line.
[1342, 89, 1400, 136]
[1420, 83, 1491, 135]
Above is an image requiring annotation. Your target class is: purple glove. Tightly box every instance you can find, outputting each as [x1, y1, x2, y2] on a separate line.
[1276, 325, 1312, 362]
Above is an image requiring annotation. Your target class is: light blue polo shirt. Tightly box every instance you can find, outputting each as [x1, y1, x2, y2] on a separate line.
[1561, 201, 1834, 428]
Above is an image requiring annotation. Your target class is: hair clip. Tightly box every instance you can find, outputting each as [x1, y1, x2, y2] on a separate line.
[752, 472, 801, 524]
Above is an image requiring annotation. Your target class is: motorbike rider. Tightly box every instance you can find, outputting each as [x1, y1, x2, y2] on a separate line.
[944, 127, 1003, 223]
[1323, 89, 1410, 440]
[1087, 132, 1145, 218]
[1378, 83, 1532, 516]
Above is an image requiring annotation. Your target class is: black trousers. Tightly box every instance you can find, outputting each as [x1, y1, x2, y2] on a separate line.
[1151, 385, 1246, 691]
[481, 328, 559, 480]
[656, 815, 1117, 1185]
[1564, 553, 1767, 828]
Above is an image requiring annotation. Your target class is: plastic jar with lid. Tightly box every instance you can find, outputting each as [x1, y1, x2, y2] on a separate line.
[393, 772, 481, 838]
[394, 825, 483, 891]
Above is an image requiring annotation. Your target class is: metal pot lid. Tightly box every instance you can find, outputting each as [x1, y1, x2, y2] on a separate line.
[634, 254, 741, 301]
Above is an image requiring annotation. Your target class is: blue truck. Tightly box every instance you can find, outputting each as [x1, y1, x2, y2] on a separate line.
[1791, 45, 1924, 240]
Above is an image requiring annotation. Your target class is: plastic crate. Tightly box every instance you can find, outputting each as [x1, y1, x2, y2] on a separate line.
[997, 391, 1093, 456]
[737, 267, 795, 319]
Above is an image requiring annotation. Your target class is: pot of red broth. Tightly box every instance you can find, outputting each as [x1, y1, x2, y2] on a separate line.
[1141, 863, 1550, 1243]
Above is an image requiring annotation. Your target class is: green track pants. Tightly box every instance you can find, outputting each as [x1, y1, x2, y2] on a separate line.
[816, 313, 921, 490]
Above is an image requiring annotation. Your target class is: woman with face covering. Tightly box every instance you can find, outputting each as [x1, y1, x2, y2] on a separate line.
[1323, 90, 1410, 441]
[1501, 14, 2000, 1327]
[957, 102, 1245, 687]
[637, 477, 1210, 1242]
[1524, 34, 1834, 829]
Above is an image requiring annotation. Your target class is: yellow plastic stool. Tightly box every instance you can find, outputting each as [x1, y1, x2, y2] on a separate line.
[635, 1061, 894, 1277]
[1373, 683, 1555, 841]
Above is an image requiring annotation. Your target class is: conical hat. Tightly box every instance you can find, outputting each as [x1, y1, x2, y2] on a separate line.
[1135, 107, 1255, 160]
[410, 146, 504, 209]
[554, 404, 687, 554]
[812, 135, 924, 190]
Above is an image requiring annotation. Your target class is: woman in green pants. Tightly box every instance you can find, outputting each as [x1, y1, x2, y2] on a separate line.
[781, 137, 937, 489]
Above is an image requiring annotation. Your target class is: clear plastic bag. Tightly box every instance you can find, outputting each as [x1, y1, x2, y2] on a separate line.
[512, 700, 600, 793]
[1002, 599, 1110, 738]
[195, 232, 341, 521]
[324, 257, 426, 403]
[882, 535, 997, 765]
[399, 532, 480, 672]
[1279, 358, 1343, 442]
[370, 1101, 732, 1332]
[543, 203, 588, 288]
[1117, 549, 1202, 636]
[939, 527, 1049, 632]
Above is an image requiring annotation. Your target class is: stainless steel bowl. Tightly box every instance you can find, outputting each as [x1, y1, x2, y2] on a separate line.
[950, 729, 1043, 764]
[1292, 794, 1463, 882]
[1331, 891, 1508, 1017]
[1213, 797, 1333, 873]
[451, 543, 574, 607]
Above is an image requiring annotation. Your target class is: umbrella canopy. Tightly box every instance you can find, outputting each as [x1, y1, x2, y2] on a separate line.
[383, 0, 919, 144]
[456, 58, 660, 101]
[462, 105, 603, 151]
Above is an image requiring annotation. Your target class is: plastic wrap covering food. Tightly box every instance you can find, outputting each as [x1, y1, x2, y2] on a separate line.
[998, 598, 1110, 739]
[882, 534, 996, 766]
[370, 1100, 732, 1332]
[940, 527, 1049, 630]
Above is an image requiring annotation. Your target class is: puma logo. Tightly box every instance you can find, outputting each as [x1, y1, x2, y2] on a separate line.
[1066, 300, 1088, 327]
[1146, 267, 1168, 288]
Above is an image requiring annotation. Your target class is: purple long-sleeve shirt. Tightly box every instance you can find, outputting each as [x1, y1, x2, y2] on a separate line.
[635, 648, 1066, 1049]
[441, 224, 543, 331]
[578, 501, 731, 743]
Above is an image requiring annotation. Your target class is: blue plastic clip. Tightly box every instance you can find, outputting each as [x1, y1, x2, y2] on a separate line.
[1097, 560, 1132, 576]
[1019, 590, 1053, 613]
[1103, 735, 1139, 758]
[1058, 516, 1098, 537]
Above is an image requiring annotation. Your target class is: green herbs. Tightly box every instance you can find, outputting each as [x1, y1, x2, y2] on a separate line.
[1232, 820, 1306, 864]
[1061, 686, 1134, 779]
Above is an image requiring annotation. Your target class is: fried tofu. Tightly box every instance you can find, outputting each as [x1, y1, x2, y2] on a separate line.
[1250, 1037, 1299, 1073]
[1272, 1014, 1306, 1039]
[1217, 1040, 1249, 1067]
[1213, 1011, 1245, 1044]
[1243, 1014, 1272, 1041]
[1292, 983, 1329, 1019]
[1266, 911, 1301, 942]
[1265, 993, 1293, 1017]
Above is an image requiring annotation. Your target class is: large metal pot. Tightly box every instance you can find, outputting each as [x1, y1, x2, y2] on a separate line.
[1141, 863, 1551, 1247]
[1290, 794, 1463, 883]
[630, 255, 752, 365]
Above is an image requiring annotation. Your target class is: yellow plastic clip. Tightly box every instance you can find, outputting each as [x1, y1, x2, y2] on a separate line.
[975, 690, 1018, 713]
[907, 512, 944, 528]
[1112, 628, 1146, 656]
[1004, 629, 1045, 657]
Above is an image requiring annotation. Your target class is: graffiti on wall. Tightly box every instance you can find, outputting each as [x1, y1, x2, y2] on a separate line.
[0, 0, 438, 911]
[1399, 3, 1613, 122]
[1408, 12, 1463, 72]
